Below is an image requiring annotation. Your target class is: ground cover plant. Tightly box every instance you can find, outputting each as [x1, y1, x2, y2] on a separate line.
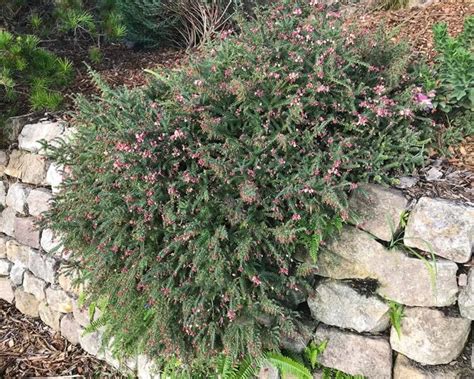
[45, 0, 446, 375]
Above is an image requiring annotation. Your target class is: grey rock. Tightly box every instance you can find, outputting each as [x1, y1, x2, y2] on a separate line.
[3, 114, 31, 144]
[79, 330, 104, 358]
[26, 189, 52, 217]
[46, 163, 64, 193]
[38, 301, 62, 331]
[6, 240, 31, 266]
[28, 249, 57, 284]
[0, 277, 14, 302]
[14, 217, 40, 249]
[425, 167, 443, 181]
[0, 207, 17, 236]
[0, 181, 6, 207]
[0, 259, 12, 276]
[404, 197, 474, 263]
[390, 307, 471, 365]
[0, 235, 7, 258]
[349, 184, 408, 241]
[459, 273, 468, 287]
[45, 286, 73, 313]
[60, 314, 81, 344]
[6, 183, 30, 215]
[314, 324, 392, 379]
[72, 299, 101, 327]
[15, 288, 39, 317]
[137, 354, 160, 379]
[315, 227, 458, 306]
[258, 362, 279, 379]
[10, 262, 26, 286]
[394, 353, 464, 379]
[4, 150, 49, 185]
[308, 280, 390, 333]
[280, 322, 315, 353]
[40, 228, 64, 256]
[18, 121, 65, 153]
[0, 151, 9, 177]
[23, 271, 47, 300]
[459, 268, 474, 320]
[396, 176, 419, 189]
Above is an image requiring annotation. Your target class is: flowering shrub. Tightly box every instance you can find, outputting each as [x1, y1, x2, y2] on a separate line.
[46, 0, 436, 374]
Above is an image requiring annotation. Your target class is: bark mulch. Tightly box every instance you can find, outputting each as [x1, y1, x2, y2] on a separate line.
[0, 300, 124, 378]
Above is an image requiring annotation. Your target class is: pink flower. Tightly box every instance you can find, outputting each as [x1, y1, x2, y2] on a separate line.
[356, 114, 368, 126]
[279, 267, 289, 275]
[292, 214, 301, 221]
[251, 275, 261, 286]
[227, 309, 236, 321]
[288, 72, 300, 82]
[316, 85, 329, 93]
[414, 92, 433, 109]
[293, 8, 302, 15]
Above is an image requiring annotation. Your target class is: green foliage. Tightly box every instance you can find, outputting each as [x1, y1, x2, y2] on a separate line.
[388, 301, 404, 339]
[304, 340, 327, 370]
[266, 352, 312, 379]
[432, 16, 474, 114]
[322, 368, 365, 379]
[45, 0, 439, 373]
[88, 45, 103, 64]
[0, 30, 73, 112]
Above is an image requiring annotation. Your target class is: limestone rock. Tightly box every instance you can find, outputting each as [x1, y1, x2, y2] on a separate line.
[14, 217, 40, 249]
[390, 307, 471, 365]
[46, 163, 64, 193]
[314, 324, 392, 378]
[0, 151, 9, 176]
[0, 207, 17, 236]
[0, 259, 12, 275]
[26, 189, 52, 217]
[137, 354, 160, 379]
[58, 268, 82, 296]
[308, 280, 390, 333]
[80, 330, 104, 358]
[23, 271, 47, 300]
[0, 235, 7, 258]
[258, 362, 279, 379]
[72, 299, 101, 327]
[18, 121, 65, 153]
[45, 287, 73, 313]
[6, 240, 31, 266]
[6, 183, 30, 215]
[0, 277, 14, 302]
[349, 184, 408, 241]
[315, 227, 458, 306]
[459, 268, 474, 320]
[40, 228, 64, 256]
[39, 302, 62, 331]
[61, 314, 81, 344]
[28, 249, 57, 283]
[5, 150, 48, 185]
[0, 181, 6, 207]
[404, 197, 474, 263]
[10, 262, 25, 286]
[15, 288, 39, 317]
[394, 354, 464, 379]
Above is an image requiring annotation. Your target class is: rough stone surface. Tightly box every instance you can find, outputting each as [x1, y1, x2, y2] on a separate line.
[0, 207, 16, 236]
[393, 354, 464, 379]
[23, 271, 47, 300]
[390, 307, 471, 365]
[45, 287, 73, 313]
[258, 363, 279, 379]
[0, 235, 7, 258]
[0, 277, 14, 302]
[28, 249, 57, 283]
[15, 288, 39, 317]
[0, 258, 12, 275]
[18, 121, 65, 153]
[60, 314, 81, 344]
[4, 150, 48, 185]
[14, 217, 40, 249]
[3, 114, 31, 144]
[46, 163, 64, 193]
[26, 188, 52, 217]
[10, 262, 26, 286]
[280, 322, 314, 353]
[0, 151, 9, 176]
[40, 228, 64, 256]
[80, 330, 104, 358]
[315, 227, 458, 306]
[58, 269, 82, 296]
[6, 183, 30, 215]
[137, 354, 160, 379]
[0, 181, 7, 207]
[404, 197, 474, 263]
[38, 301, 62, 331]
[314, 324, 392, 379]
[6, 239, 31, 266]
[349, 184, 408, 241]
[308, 280, 390, 333]
[459, 268, 474, 320]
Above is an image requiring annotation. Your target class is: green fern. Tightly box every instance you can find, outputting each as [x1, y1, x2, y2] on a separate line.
[388, 301, 404, 339]
[265, 352, 312, 379]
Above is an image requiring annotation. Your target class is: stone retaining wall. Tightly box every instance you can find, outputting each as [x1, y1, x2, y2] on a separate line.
[0, 117, 473, 378]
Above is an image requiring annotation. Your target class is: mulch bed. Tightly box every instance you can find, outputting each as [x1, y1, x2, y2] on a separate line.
[0, 300, 124, 378]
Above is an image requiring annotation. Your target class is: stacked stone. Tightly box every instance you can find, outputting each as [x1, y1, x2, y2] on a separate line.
[0, 118, 159, 377]
[298, 185, 473, 378]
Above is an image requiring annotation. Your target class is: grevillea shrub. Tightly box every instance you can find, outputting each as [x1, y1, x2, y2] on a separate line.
[45, 0, 436, 373]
